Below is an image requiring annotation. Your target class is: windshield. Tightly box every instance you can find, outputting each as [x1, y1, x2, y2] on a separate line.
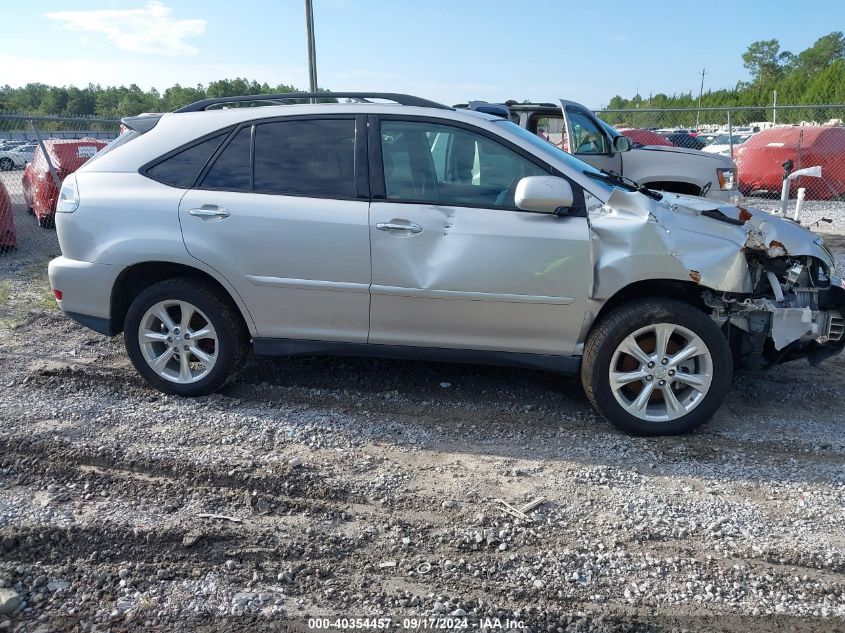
[494, 120, 605, 174]
[494, 120, 623, 198]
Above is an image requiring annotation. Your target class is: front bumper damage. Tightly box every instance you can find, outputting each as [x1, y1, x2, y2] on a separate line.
[587, 190, 845, 367]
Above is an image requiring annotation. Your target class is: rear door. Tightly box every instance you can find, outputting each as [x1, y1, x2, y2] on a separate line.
[178, 116, 372, 342]
[559, 99, 622, 175]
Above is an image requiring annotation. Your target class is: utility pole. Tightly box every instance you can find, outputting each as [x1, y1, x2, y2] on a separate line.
[695, 68, 707, 129]
[305, 0, 318, 102]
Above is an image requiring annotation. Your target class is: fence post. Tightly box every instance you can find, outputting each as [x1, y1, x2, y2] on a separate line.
[727, 109, 733, 160]
[30, 120, 62, 191]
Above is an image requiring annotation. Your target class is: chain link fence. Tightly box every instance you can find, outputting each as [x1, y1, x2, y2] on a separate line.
[0, 113, 119, 263]
[0, 114, 119, 329]
[594, 104, 845, 212]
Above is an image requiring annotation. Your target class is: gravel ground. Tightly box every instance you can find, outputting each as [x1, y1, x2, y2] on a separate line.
[1, 191, 845, 632]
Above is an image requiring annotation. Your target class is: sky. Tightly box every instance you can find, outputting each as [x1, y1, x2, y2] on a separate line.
[1, 0, 844, 108]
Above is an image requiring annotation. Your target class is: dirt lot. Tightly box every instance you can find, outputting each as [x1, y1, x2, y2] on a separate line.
[1, 190, 844, 632]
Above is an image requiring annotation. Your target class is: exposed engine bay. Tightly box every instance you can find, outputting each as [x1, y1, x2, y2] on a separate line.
[705, 253, 845, 366]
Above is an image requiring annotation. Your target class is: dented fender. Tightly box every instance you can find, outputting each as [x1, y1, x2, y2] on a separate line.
[587, 190, 835, 302]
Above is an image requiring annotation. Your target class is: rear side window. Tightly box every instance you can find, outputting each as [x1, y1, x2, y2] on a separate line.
[145, 133, 226, 188]
[253, 119, 355, 197]
[201, 127, 252, 191]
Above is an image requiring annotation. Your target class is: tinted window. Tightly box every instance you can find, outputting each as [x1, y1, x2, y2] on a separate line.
[381, 120, 547, 208]
[145, 133, 226, 188]
[253, 119, 355, 197]
[201, 127, 251, 190]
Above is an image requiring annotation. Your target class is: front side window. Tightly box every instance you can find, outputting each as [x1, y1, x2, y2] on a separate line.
[381, 120, 547, 208]
[254, 119, 355, 197]
[566, 110, 608, 155]
[528, 114, 567, 151]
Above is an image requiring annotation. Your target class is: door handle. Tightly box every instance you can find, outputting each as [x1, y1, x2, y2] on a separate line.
[189, 205, 230, 219]
[376, 221, 422, 234]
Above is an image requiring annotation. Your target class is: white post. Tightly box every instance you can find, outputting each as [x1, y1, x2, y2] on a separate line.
[793, 187, 806, 222]
[779, 177, 790, 216]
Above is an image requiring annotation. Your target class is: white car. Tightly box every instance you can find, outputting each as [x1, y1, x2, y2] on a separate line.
[0, 144, 35, 170]
[468, 101, 740, 200]
[702, 133, 754, 156]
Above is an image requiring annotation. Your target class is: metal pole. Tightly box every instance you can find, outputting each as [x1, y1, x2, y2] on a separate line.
[305, 0, 318, 103]
[30, 120, 61, 190]
[695, 68, 706, 129]
[772, 90, 777, 125]
[727, 109, 733, 160]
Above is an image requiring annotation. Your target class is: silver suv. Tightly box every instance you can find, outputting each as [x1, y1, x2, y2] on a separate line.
[48, 92, 844, 435]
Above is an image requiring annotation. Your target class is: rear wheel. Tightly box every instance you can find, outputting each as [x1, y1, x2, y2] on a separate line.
[124, 278, 248, 396]
[37, 215, 55, 229]
[0, 158, 13, 171]
[581, 298, 732, 435]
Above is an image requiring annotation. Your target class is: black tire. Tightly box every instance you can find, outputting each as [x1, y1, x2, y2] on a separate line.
[26, 207, 34, 216]
[581, 298, 733, 436]
[124, 277, 249, 396]
[0, 158, 13, 171]
[37, 215, 55, 229]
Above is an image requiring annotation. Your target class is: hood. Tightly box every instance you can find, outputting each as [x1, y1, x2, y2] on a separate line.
[634, 145, 735, 165]
[661, 192, 831, 265]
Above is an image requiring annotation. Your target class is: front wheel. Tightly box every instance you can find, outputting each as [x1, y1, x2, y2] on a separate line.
[581, 299, 733, 435]
[0, 158, 13, 171]
[124, 278, 248, 396]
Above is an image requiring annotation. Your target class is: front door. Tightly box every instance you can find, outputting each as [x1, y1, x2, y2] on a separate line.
[560, 100, 623, 175]
[368, 117, 591, 356]
[179, 117, 371, 342]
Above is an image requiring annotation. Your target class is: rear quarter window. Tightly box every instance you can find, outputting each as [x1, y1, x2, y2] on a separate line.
[145, 132, 228, 188]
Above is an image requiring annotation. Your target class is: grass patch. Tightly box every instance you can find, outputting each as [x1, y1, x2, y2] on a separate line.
[0, 280, 10, 308]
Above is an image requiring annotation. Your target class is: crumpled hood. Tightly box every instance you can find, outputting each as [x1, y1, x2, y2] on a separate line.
[660, 193, 832, 266]
[588, 189, 834, 299]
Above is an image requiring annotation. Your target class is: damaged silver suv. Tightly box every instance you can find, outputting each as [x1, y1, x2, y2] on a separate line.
[48, 92, 844, 435]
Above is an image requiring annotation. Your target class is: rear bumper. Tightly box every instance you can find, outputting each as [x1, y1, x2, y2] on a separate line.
[47, 256, 124, 335]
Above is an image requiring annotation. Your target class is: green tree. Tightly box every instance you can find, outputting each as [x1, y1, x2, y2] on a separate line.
[742, 39, 792, 82]
[796, 31, 845, 74]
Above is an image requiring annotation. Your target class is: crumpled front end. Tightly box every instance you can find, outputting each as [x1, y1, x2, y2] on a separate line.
[587, 190, 845, 366]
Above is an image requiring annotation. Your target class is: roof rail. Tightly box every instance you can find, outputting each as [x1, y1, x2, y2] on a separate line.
[174, 92, 450, 113]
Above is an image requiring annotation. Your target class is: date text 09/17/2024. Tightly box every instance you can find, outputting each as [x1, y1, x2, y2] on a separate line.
[307, 618, 526, 630]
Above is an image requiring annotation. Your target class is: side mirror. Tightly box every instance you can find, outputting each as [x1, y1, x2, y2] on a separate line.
[515, 176, 574, 214]
[612, 135, 631, 153]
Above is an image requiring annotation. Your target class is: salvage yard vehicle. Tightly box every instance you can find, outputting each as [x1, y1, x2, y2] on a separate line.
[0, 143, 35, 171]
[22, 138, 108, 228]
[47, 92, 845, 435]
[735, 126, 845, 200]
[617, 128, 673, 148]
[463, 100, 739, 201]
[0, 180, 15, 253]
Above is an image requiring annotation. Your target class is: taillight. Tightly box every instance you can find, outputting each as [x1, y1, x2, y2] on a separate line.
[53, 289, 63, 301]
[56, 174, 79, 213]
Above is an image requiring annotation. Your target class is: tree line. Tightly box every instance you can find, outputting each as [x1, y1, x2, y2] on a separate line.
[600, 32, 845, 127]
[0, 78, 311, 119]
